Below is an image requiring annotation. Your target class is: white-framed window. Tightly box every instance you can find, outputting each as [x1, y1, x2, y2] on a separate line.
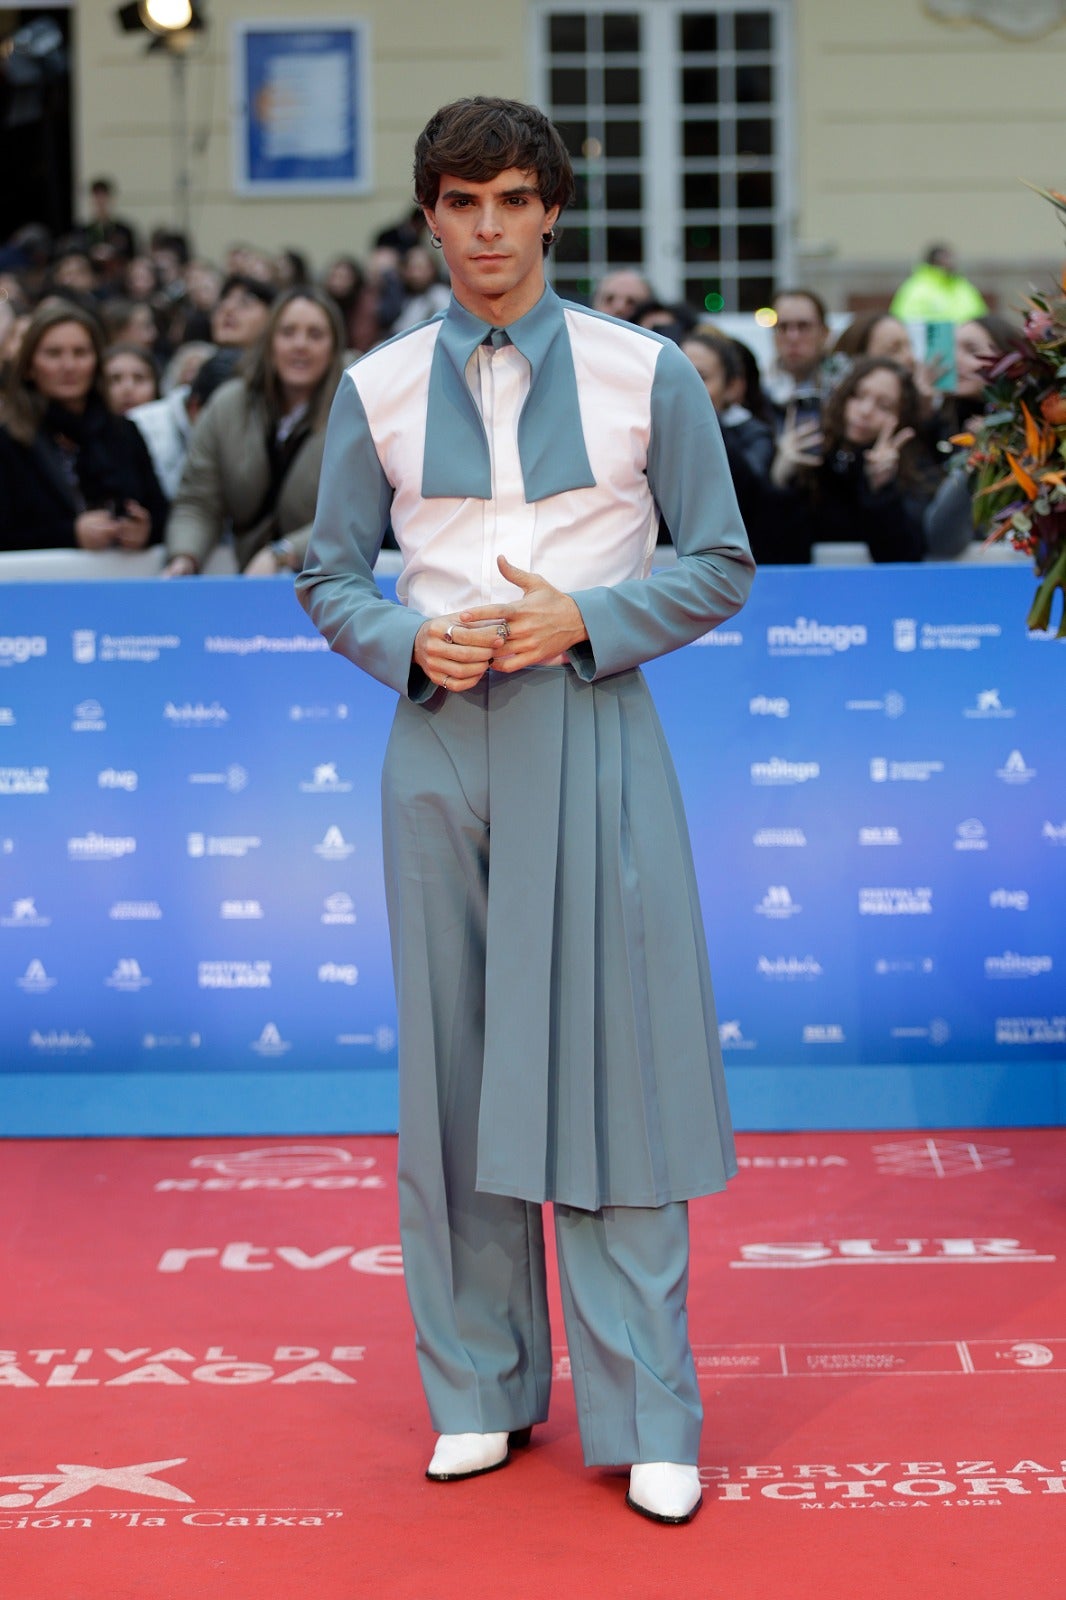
[531, 1, 793, 311]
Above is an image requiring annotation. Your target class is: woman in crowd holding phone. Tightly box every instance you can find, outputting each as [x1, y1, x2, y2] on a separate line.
[0, 300, 167, 554]
[765, 355, 940, 563]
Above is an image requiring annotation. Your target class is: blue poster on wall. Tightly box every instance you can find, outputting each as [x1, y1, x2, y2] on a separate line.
[0, 567, 1063, 1135]
[233, 20, 371, 195]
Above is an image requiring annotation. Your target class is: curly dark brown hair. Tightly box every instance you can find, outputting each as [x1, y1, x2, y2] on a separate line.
[819, 355, 937, 494]
[413, 97, 575, 222]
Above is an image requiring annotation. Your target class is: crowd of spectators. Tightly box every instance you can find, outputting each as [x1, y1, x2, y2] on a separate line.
[0, 179, 1019, 575]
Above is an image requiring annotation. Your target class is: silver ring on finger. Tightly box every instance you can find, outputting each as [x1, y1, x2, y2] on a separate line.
[443, 625, 455, 644]
[496, 621, 510, 641]
[442, 675, 450, 691]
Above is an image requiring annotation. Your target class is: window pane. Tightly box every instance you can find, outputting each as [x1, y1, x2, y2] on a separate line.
[735, 13, 773, 53]
[605, 171, 643, 210]
[604, 120, 642, 158]
[550, 68, 587, 107]
[606, 225, 643, 263]
[682, 66, 719, 106]
[684, 172, 720, 210]
[548, 13, 586, 52]
[555, 120, 588, 157]
[570, 172, 590, 210]
[684, 223, 721, 263]
[603, 12, 641, 51]
[682, 120, 719, 158]
[555, 225, 590, 265]
[736, 64, 773, 104]
[738, 274, 775, 312]
[604, 66, 641, 104]
[679, 13, 717, 52]
[737, 171, 774, 208]
[685, 277, 724, 313]
[737, 223, 774, 261]
[737, 118, 773, 158]
[558, 272, 596, 304]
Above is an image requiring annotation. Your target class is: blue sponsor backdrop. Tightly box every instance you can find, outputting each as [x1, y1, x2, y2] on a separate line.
[0, 568, 1063, 1135]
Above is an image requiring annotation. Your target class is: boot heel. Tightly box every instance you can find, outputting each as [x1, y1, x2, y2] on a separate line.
[508, 1426, 533, 1449]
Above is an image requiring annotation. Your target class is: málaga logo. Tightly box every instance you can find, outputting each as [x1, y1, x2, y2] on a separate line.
[767, 617, 866, 656]
[0, 635, 46, 665]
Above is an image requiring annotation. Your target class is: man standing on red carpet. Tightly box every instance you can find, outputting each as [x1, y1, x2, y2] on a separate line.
[297, 97, 753, 1525]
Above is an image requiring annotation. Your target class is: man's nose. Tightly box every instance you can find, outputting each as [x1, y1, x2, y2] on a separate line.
[476, 206, 503, 237]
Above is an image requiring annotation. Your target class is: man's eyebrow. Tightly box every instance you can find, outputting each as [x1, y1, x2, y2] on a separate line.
[438, 183, 540, 200]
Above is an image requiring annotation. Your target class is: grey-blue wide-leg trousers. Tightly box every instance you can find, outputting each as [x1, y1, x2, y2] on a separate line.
[381, 672, 704, 1467]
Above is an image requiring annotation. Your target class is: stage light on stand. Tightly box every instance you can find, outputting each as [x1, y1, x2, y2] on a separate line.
[142, 0, 193, 31]
[114, 1, 205, 47]
[113, 2, 207, 239]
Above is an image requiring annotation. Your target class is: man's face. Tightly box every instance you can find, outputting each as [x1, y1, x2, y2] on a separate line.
[773, 294, 827, 379]
[423, 169, 559, 323]
[594, 271, 652, 321]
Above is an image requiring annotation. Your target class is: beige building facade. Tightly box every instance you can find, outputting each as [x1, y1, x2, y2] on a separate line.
[70, 0, 1066, 312]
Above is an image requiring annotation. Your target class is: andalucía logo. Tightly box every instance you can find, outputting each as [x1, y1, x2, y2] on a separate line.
[314, 826, 354, 861]
[997, 749, 1036, 784]
[16, 959, 56, 993]
[164, 701, 229, 727]
[251, 1022, 290, 1057]
[757, 955, 823, 980]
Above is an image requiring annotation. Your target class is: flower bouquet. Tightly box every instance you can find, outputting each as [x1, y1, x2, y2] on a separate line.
[965, 184, 1066, 637]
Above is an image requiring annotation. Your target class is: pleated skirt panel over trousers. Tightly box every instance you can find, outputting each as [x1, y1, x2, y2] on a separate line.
[381, 665, 734, 1467]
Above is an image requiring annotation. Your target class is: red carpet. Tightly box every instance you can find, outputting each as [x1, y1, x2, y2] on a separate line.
[1, 1131, 1063, 1599]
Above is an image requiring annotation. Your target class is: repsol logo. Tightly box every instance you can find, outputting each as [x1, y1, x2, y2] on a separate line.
[0, 635, 46, 665]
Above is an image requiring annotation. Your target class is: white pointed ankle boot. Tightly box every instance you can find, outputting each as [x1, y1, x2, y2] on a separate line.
[626, 1462, 703, 1524]
[425, 1431, 510, 1481]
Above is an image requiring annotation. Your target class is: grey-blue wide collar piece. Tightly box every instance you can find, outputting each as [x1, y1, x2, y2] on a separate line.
[421, 286, 596, 503]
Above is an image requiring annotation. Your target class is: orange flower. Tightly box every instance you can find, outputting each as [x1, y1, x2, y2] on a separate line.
[1006, 452, 1039, 500]
[1039, 391, 1066, 426]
